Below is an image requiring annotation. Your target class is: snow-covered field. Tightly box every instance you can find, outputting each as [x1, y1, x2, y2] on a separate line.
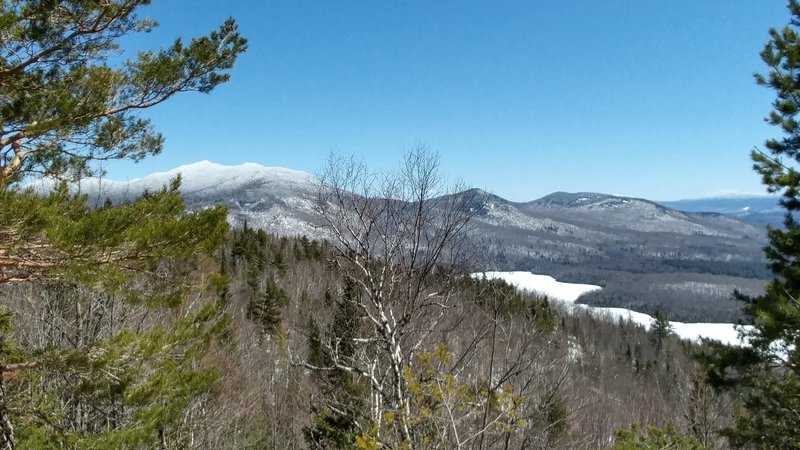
[474, 271, 747, 346]
[478, 271, 602, 302]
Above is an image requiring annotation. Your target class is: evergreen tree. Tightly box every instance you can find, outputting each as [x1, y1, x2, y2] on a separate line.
[701, 2, 800, 448]
[0, 2, 245, 448]
[304, 278, 364, 449]
[650, 308, 673, 352]
[610, 424, 706, 450]
[1, 183, 233, 448]
[0, 1, 246, 185]
[248, 277, 290, 335]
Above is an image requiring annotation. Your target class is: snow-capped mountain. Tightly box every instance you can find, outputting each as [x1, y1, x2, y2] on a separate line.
[437, 190, 768, 322]
[65, 161, 770, 322]
[69, 161, 321, 235]
[522, 191, 755, 236]
[80, 160, 315, 195]
[445, 189, 764, 267]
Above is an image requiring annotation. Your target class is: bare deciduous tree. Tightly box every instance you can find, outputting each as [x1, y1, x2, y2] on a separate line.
[304, 147, 478, 447]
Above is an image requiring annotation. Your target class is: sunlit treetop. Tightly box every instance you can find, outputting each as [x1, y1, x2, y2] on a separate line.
[0, 0, 246, 186]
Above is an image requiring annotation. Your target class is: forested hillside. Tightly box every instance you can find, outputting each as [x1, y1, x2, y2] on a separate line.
[4, 225, 728, 448]
[219, 229, 730, 449]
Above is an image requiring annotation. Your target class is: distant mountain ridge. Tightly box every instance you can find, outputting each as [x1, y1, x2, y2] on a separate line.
[41, 161, 321, 236]
[659, 195, 783, 227]
[527, 191, 662, 209]
[71, 162, 780, 227]
[62, 161, 770, 322]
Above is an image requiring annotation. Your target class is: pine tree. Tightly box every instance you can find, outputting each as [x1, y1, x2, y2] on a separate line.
[610, 424, 706, 450]
[248, 277, 290, 335]
[304, 278, 365, 449]
[701, 2, 800, 448]
[2, 183, 233, 449]
[0, 1, 246, 185]
[0, 2, 246, 448]
[650, 308, 673, 352]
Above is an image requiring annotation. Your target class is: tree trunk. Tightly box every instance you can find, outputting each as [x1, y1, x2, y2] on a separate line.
[0, 374, 15, 450]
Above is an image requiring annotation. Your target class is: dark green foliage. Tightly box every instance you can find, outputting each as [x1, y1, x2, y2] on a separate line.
[303, 277, 364, 449]
[0, 308, 20, 365]
[726, 375, 800, 449]
[54, 301, 228, 449]
[273, 249, 288, 277]
[306, 317, 326, 370]
[248, 277, 290, 335]
[542, 393, 569, 444]
[0, 181, 228, 298]
[218, 249, 231, 304]
[470, 275, 558, 334]
[231, 227, 272, 272]
[610, 424, 706, 450]
[0, 2, 245, 447]
[329, 278, 363, 361]
[632, 344, 650, 375]
[205, 230, 717, 448]
[702, 343, 800, 449]
[230, 227, 290, 280]
[304, 413, 359, 450]
[529, 297, 556, 334]
[1, 185, 231, 447]
[699, 2, 800, 448]
[0, 0, 247, 184]
[230, 227, 297, 335]
[473, 276, 535, 313]
[293, 236, 325, 261]
[650, 308, 674, 352]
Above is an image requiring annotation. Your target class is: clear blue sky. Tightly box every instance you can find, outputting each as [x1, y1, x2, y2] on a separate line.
[103, 1, 789, 201]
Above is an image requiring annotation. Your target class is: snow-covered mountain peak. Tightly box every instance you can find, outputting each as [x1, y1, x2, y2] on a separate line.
[134, 160, 316, 191]
[26, 161, 320, 212]
[528, 191, 659, 211]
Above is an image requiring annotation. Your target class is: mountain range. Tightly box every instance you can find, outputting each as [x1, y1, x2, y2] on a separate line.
[660, 195, 783, 227]
[56, 161, 771, 322]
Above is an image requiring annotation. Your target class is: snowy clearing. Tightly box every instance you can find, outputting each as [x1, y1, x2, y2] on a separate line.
[474, 271, 748, 346]
[476, 271, 602, 303]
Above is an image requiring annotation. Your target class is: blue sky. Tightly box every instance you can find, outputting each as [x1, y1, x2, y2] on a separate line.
[104, 1, 788, 201]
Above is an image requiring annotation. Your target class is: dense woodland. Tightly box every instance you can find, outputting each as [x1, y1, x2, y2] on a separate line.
[0, 226, 730, 448]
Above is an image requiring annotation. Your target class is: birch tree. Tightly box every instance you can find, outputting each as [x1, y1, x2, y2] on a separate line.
[309, 147, 478, 448]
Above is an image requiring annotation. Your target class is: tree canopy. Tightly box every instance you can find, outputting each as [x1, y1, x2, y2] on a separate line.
[0, 0, 246, 185]
[701, 1, 800, 448]
[0, 1, 246, 448]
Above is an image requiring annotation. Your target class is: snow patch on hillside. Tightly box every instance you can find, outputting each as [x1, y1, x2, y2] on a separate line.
[475, 271, 747, 346]
[477, 271, 601, 302]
